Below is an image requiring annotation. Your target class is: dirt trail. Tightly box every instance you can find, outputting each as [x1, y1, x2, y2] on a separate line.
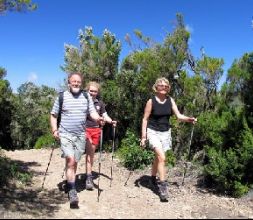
[1, 148, 253, 219]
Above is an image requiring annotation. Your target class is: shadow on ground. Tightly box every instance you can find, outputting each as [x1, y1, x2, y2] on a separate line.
[0, 187, 67, 218]
[134, 175, 160, 197]
[0, 159, 67, 218]
[58, 171, 111, 193]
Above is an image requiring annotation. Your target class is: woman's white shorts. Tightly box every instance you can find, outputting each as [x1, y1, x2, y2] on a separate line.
[147, 128, 172, 152]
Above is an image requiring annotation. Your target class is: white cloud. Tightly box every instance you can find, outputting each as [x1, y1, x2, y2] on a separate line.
[185, 24, 194, 34]
[28, 72, 38, 83]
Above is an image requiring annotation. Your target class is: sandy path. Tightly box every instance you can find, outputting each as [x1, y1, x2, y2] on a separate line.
[1, 148, 253, 219]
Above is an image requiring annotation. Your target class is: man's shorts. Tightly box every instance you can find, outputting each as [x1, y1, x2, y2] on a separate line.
[59, 132, 86, 162]
[147, 128, 172, 152]
[86, 127, 101, 146]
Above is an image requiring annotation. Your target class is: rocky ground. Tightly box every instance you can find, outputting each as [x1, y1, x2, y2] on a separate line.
[0, 148, 253, 219]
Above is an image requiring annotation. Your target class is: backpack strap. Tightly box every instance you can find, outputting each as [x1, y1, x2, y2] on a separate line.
[82, 90, 89, 106]
[57, 91, 64, 128]
[58, 91, 64, 112]
[82, 90, 88, 100]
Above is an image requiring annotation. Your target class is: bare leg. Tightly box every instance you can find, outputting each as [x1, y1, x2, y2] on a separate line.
[152, 148, 169, 200]
[151, 157, 158, 177]
[153, 148, 166, 182]
[65, 157, 79, 207]
[65, 156, 77, 183]
[86, 140, 97, 175]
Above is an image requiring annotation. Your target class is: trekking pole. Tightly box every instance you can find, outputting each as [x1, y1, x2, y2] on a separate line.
[41, 142, 56, 189]
[124, 169, 133, 186]
[97, 126, 103, 202]
[124, 152, 138, 186]
[124, 139, 147, 186]
[61, 162, 66, 179]
[110, 126, 116, 187]
[182, 124, 195, 186]
[61, 167, 65, 179]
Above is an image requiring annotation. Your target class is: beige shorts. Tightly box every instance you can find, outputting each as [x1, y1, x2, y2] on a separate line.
[147, 128, 172, 152]
[60, 132, 86, 162]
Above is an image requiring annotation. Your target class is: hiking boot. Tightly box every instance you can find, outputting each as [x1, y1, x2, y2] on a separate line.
[68, 189, 79, 208]
[158, 181, 169, 201]
[149, 176, 158, 189]
[86, 175, 94, 190]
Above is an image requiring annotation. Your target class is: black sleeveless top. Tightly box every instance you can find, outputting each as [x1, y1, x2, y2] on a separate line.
[147, 96, 172, 132]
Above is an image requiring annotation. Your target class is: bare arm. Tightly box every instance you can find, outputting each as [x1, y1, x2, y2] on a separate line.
[141, 99, 152, 147]
[102, 112, 117, 127]
[171, 97, 197, 123]
[50, 114, 59, 139]
[90, 111, 100, 121]
[90, 112, 104, 125]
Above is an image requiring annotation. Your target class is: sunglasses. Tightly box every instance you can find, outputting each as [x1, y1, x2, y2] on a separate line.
[157, 85, 169, 89]
[89, 90, 98, 93]
[70, 80, 81, 84]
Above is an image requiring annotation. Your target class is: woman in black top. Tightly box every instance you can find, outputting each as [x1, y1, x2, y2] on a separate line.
[141, 77, 197, 200]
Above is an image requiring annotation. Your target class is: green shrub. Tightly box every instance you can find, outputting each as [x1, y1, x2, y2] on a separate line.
[204, 114, 253, 197]
[117, 130, 154, 170]
[101, 140, 114, 153]
[34, 134, 55, 149]
[233, 181, 249, 198]
[166, 150, 176, 168]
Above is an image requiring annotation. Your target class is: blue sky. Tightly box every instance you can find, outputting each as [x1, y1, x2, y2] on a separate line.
[0, 0, 253, 92]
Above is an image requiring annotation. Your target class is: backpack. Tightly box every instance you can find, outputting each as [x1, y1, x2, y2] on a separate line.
[57, 90, 89, 128]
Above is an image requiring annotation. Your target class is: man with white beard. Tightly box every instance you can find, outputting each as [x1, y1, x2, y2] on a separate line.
[50, 72, 103, 208]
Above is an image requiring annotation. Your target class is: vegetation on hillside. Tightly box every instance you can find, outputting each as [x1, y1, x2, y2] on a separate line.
[1, 13, 253, 197]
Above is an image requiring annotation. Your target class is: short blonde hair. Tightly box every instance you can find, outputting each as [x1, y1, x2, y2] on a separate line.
[86, 81, 101, 91]
[152, 77, 171, 93]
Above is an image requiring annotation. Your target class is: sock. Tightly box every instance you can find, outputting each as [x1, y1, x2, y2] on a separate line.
[67, 182, 76, 190]
[87, 173, 93, 179]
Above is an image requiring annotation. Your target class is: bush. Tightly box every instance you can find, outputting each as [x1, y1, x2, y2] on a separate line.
[117, 130, 154, 170]
[204, 113, 253, 197]
[34, 134, 55, 149]
[166, 150, 176, 168]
